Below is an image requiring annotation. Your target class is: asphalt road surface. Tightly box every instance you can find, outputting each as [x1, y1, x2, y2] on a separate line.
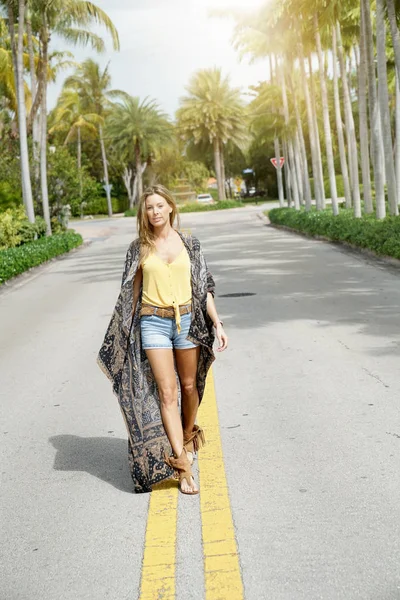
[2, 204, 400, 600]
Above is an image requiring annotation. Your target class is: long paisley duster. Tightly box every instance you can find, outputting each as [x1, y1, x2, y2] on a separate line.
[97, 231, 216, 493]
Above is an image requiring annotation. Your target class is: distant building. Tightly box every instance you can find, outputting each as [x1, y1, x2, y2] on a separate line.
[207, 177, 217, 189]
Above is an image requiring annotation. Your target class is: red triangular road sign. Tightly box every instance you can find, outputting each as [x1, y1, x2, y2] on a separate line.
[270, 157, 285, 169]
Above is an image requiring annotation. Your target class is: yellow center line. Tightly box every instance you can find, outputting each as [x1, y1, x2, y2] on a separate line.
[198, 370, 244, 599]
[139, 479, 178, 600]
[139, 368, 243, 600]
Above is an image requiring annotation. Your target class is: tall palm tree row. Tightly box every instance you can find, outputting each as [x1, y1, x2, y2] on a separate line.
[0, 0, 119, 231]
[220, 0, 400, 219]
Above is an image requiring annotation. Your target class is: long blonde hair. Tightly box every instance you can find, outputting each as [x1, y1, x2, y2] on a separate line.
[137, 185, 181, 264]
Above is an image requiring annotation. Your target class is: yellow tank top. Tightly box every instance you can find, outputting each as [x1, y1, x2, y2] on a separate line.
[142, 246, 192, 333]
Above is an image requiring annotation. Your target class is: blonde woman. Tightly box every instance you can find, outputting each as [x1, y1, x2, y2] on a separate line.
[98, 185, 227, 495]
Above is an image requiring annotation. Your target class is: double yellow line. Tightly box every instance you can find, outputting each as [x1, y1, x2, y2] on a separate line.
[139, 370, 244, 599]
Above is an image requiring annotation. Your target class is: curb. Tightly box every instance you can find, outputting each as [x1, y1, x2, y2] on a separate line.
[259, 216, 400, 272]
[0, 239, 92, 296]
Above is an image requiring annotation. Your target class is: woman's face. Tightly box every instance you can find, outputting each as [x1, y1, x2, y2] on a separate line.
[145, 193, 172, 228]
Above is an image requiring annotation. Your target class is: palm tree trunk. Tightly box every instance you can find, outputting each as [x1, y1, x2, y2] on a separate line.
[314, 14, 339, 216]
[282, 137, 292, 207]
[336, 23, 361, 217]
[299, 46, 322, 209]
[291, 88, 312, 210]
[7, 0, 35, 223]
[332, 27, 352, 209]
[77, 126, 83, 201]
[386, 0, 400, 206]
[274, 137, 285, 207]
[26, 10, 40, 191]
[39, 22, 51, 235]
[122, 166, 134, 210]
[294, 130, 304, 204]
[298, 125, 312, 210]
[376, 0, 398, 216]
[40, 93, 51, 235]
[99, 124, 112, 217]
[135, 140, 143, 202]
[386, 0, 400, 81]
[396, 71, 400, 205]
[357, 9, 373, 214]
[362, 0, 385, 218]
[269, 55, 285, 207]
[308, 54, 325, 209]
[219, 139, 226, 200]
[26, 12, 36, 103]
[279, 61, 300, 210]
[213, 137, 224, 201]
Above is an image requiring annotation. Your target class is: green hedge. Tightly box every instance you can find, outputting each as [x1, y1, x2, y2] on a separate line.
[267, 207, 400, 260]
[124, 199, 244, 217]
[0, 207, 48, 250]
[84, 196, 129, 216]
[0, 231, 83, 284]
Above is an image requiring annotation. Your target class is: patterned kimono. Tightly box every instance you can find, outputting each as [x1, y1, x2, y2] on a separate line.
[97, 231, 216, 493]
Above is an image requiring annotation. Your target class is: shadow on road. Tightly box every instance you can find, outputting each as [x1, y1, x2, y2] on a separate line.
[49, 434, 133, 493]
[58, 218, 400, 358]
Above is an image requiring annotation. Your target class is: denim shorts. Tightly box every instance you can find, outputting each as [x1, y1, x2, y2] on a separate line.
[140, 312, 199, 350]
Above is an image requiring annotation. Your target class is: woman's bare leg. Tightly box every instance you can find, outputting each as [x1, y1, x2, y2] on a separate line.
[145, 348, 198, 493]
[175, 347, 201, 461]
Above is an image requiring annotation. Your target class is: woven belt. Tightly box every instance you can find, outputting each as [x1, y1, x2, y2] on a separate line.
[140, 302, 192, 319]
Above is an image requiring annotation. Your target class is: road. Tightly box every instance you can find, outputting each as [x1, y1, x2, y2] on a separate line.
[2, 204, 400, 600]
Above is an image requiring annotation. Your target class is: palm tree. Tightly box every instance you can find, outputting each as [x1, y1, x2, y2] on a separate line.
[27, 0, 119, 229]
[362, 0, 385, 218]
[312, 12, 339, 216]
[61, 59, 123, 217]
[176, 68, 248, 201]
[376, 0, 398, 216]
[3, 0, 35, 223]
[336, 23, 361, 217]
[331, 25, 352, 209]
[357, 2, 373, 214]
[49, 88, 99, 198]
[106, 95, 171, 204]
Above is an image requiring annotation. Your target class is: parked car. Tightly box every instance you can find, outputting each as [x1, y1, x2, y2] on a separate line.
[196, 193, 214, 204]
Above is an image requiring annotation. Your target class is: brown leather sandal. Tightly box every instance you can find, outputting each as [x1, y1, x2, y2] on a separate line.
[164, 448, 199, 495]
[183, 425, 206, 465]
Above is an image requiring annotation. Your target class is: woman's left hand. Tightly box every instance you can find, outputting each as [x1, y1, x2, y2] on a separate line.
[215, 323, 228, 352]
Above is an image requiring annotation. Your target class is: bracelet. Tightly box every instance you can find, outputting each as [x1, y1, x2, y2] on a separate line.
[213, 320, 223, 328]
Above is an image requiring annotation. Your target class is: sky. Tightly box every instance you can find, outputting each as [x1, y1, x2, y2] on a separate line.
[48, 0, 271, 117]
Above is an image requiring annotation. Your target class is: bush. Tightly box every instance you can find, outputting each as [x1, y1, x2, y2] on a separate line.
[124, 207, 138, 217]
[267, 207, 400, 260]
[0, 231, 83, 284]
[124, 199, 244, 217]
[0, 208, 48, 249]
[84, 195, 128, 216]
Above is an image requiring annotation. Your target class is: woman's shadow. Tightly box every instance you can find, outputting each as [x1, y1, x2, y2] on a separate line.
[49, 435, 134, 493]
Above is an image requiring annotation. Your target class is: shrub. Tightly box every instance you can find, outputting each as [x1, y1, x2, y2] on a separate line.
[0, 208, 49, 249]
[124, 199, 243, 217]
[268, 207, 400, 260]
[124, 207, 138, 217]
[85, 196, 128, 216]
[177, 200, 243, 213]
[0, 231, 83, 284]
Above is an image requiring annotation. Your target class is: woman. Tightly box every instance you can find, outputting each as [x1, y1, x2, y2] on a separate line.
[97, 185, 228, 495]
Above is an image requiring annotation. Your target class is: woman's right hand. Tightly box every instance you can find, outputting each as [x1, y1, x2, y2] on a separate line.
[215, 323, 228, 352]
